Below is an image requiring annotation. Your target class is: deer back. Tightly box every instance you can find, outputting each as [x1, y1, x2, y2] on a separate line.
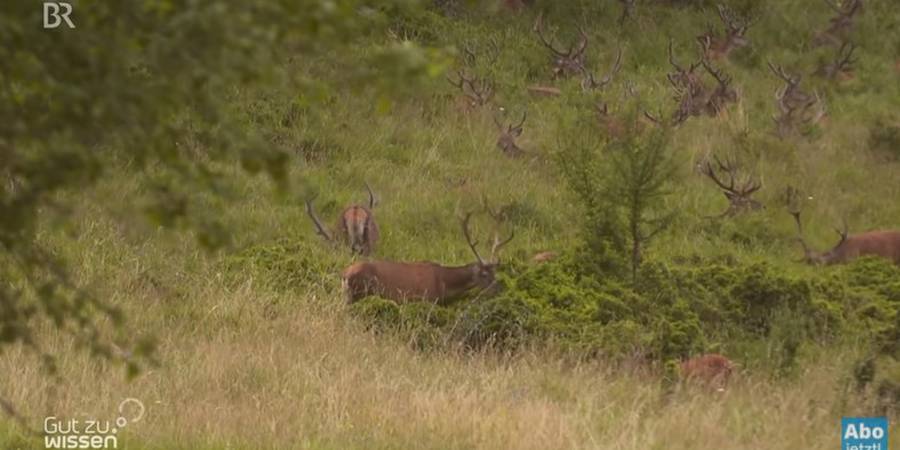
[822, 230, 900, 265]
[338, 206, 378, 256]
[342, 261, 487, 304]
[680, 353, 735, 388]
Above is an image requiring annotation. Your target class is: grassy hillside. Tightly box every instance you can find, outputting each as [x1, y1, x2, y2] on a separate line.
[2, 1, 899, 449]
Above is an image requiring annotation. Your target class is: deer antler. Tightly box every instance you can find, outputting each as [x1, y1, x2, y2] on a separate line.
[447, 70, 494, 106]
[834, 217, 849, 244]
[702, 59, 731, 89]
[364, 182, 376, 209]
[480, 197, 515, 262]
[462, 212, 486, 266]
[305, 196, 333, 241]
[786, 186, 812, 261]
[581, 47, 623, 91]
[533, 12, 568, 57]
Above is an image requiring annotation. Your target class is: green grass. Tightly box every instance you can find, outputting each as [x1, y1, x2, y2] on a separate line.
[2, 1, 899, 448]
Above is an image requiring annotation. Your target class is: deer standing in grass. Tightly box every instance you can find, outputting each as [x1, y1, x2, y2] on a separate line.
[306, 184, 380, 256]
[341, 213, 514, 304]
[787, 187, 900, 265]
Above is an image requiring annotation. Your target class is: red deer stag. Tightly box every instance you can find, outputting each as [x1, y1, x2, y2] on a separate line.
[700, 155, 763, 217]
[697, 4, 755, 61]
[341, 213, 515, 304]
[680, 353, 736, 391]
[813, 0, 863, 48]
[306, 184, 380, 256]
[787, 188, 900, 265]
[494, 112, 527, 158]
[768, 61, 826, 138]
[814, 42, 857, 80]
[534, 13, 588, 79]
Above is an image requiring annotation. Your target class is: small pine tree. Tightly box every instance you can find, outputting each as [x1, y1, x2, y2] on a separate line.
[607, 126, 679, 283]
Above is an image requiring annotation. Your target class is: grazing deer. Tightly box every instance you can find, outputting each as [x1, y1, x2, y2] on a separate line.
[341, 213, 515, 304]
[680, 353, 736, 390]
[814, 42, 857, 80]
[306, 184, 380, 256]
[494, 112, 527, 157]
[813, 0, 863, 48]
[534, 13, 588, 78]
[768, 61, 826, 138]
[786, 190, 900, 266]
[700, 155, 763, 217]
[697, 4, 755, 61]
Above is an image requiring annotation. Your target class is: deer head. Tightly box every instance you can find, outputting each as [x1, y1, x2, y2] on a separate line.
[813, 0, 863, 47]
[493, 111, 527, 157]
[534, 13, 589, 79]
[306, 183, 380, 256]
[814, 41, 857, 80]
[447, 69, 494, 111]
[769, 61, 826, 138]
[697, 4, 755, 60]
[701, 155, 763, 217]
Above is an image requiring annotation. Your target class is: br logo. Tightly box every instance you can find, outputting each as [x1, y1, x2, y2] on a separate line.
[842, 417, 888, 450]
[43, 2, 75, 29]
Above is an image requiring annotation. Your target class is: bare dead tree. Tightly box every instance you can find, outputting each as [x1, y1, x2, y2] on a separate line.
[533, 13, 589, 78]
[813, 0, 864, 47]
[493, 111, 527, 158]
[700, 155, 763, 216]
[768, 61, 826, 138]
[814, 41, 857, 79]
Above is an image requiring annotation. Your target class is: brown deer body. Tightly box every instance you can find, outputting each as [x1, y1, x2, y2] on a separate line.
[799, 230, 900, 266]
[341, 213, 514, 304]
[307, 184, 379, 256]
[343, 261, 495, 304]
[788, 194, 900, 266]
[494, 112, 527, 157]
[680, 353, 735, 389]
[531, 251, 557, 264]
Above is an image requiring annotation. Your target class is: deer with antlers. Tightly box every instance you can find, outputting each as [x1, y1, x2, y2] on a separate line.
[813, 0, 864, 47]
[447, 70, 495, 112]
[700, 155, 763, 217]
[786, 187, 900, 266]
[814, 42, 857, 80]
[666, 41, 738, 125]
[494, 111, 527, 158]
[533, 13, 588, 79]
[697, 4, 755, 61]
[306, 184, 380, 256]
[581, 48, 623, 91]
[768, 61, 826, 138]
[341, 212, 515, 304]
